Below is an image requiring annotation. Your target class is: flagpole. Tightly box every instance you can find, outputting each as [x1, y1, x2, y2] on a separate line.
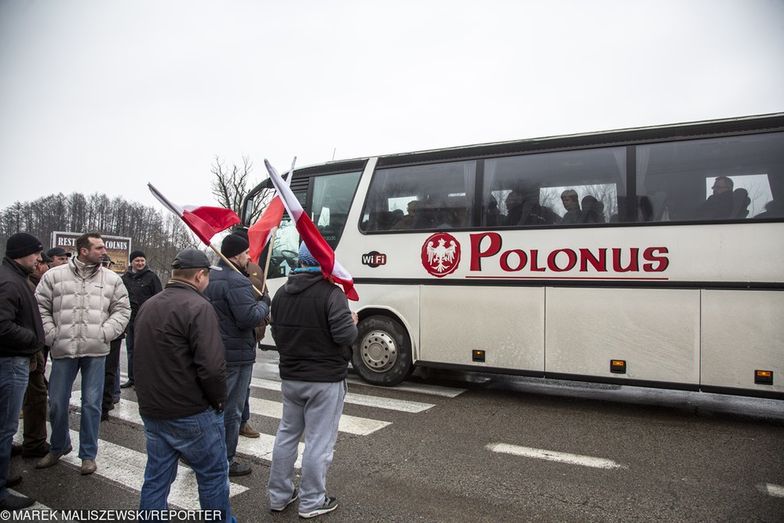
[259, 227, 278, 293]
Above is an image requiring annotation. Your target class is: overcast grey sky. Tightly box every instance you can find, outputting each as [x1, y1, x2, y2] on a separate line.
[1, 0, 782, 212]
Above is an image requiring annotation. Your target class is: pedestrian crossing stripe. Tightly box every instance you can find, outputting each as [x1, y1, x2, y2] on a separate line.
[70, 392, 306, 469]
[14, 426, 249, 507]
[345, 376, 467, 398]
[119, 371, 466, 400]
[72, 392, 390, 436]
[249, 377, 436, 413]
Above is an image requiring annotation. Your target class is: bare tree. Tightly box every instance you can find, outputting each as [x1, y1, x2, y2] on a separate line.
[210, 155, 269, 223]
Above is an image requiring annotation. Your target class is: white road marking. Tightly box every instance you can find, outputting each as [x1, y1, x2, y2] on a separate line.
[14, 425, 248, 507]
[485, 443, 627, 470]
[346, 376, 466, 398]
[71, 392, 305, 468]
[123, 370, 464, 399]
[247, 396, 391, 435]
[250, 377, 435, 413]
[759, 483, 784, 497]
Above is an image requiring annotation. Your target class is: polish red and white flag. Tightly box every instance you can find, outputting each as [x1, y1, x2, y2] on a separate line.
[263, 159, 359, 301]
[247, 164, 293, 263]
[148, 183, 240, 245]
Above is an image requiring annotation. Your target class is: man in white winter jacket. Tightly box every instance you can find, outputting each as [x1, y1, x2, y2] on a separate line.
[34, 233, 130, 475]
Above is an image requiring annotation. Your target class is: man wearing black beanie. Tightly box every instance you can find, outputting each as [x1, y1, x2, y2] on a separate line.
[204, 233, 269, 476]
[119, 250, 162, 390]
[0, 233, 44, 510]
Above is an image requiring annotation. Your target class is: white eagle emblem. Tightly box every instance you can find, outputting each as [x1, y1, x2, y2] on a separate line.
[426, 237, 457, 273]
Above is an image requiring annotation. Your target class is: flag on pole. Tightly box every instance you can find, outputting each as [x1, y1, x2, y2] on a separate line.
[148, 183, 240, 244]
[247, 162, 294, 263]
[263, 159, 359, 301]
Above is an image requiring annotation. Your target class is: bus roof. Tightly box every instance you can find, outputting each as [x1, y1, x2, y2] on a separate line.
[295, 112, 784, 175]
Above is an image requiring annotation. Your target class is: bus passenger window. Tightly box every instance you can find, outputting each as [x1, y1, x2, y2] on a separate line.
[484, 147, 625, 228]
[636, 132, 784, 223]
[361, 160, 476, 233]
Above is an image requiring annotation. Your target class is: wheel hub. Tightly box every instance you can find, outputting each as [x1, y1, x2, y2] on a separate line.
[360, 330, 398, 373]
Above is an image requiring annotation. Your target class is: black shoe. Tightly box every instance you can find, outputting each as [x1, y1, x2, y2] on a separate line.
[228, 461, 252, 477]
[270, 489, 298, 512]
[11, 443, 22, 456]
[299, 496, 338, 519]
[5, 474, 22, 488]
[0, 491, 35, 510]
[120, 380, 134, 389]
[22, 442, 50, 458]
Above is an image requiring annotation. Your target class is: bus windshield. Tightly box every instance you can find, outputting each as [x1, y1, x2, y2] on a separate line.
[266, 170, 361, 279]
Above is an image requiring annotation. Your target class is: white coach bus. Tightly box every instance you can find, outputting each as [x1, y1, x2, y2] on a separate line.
[244, 113, 784, 399]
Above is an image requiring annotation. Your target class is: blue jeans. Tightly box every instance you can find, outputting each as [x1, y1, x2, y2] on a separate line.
[268, 380, 346, 512]
[140, 409, 231, 522]
[48, 356, 106, 459]
[241, 388, 250, 424]
[0, 356, 30, 500]
[224, 364, 253, 463]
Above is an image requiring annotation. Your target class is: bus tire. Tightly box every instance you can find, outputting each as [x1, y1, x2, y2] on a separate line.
[352, 315, 412, 386]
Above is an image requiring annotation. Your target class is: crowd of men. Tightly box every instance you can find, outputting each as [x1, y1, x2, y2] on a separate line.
[1, 230, 358, 521]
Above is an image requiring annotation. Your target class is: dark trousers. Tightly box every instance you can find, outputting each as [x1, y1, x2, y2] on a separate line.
[125, 323, 135, 382]
[103, 338, 122, 415]
[22, 351, 47, 451]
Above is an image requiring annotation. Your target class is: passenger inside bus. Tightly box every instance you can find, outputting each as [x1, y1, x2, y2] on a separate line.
[731, 188, 751, 218]
[754, 199, 784, 219]
[485, 195, 500, 226]
[504, 187, 559, 226]
[580, 195, 605, 223]
[697, 176, 734, 219]
[394, 200, 419, 229]
[560, 189, 582, 223]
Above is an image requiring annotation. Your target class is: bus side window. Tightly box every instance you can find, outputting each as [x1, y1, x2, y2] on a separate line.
[636, 133, 783, 223]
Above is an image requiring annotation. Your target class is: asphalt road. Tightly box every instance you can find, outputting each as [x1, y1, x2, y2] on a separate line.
[8, 351, 784, 522]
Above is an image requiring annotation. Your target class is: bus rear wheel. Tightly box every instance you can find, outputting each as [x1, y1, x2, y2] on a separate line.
[352, 315, 412, 386]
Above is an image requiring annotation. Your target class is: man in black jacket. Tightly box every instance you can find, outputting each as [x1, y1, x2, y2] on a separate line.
[133, 248, 231, 521]
[267, 242, 358, 519]
[120, 250, 162, 389]
[0, 233, 45, 510]
[204, 234, 268, 477]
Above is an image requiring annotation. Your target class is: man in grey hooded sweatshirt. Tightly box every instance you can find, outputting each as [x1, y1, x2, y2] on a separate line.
[267, 242, 358, 519]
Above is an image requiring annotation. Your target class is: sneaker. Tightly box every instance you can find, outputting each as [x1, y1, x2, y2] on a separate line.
[270, 489, 298, 513]
[80, 459, 97, 475]
[299, 496, 338, 519]
[35, 445, 73, 469]
[239, 422, 260, 438]
[228, 461, 252, 477]
[6, 474, 22, 488]
[0, 491, 35, 510]
[22, 442, 50, 458]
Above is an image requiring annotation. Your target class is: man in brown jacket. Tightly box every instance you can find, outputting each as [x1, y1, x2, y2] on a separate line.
[133, 248, 231, 520]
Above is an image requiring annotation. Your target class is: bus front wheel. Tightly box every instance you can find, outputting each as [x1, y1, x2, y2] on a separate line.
[352, 315, 412, 386]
